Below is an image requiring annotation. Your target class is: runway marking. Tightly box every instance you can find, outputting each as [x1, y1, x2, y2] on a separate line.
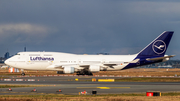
[77, 87, 96, 89]
[97, 87, 110, 89]
[77, 87, 130, 89]
[14, 74, 180, 81]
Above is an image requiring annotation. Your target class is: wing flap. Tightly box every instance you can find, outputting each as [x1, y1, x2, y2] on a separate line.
[46, 63, 90, 70]
[103, 64, 117, 66]
[46, 64, 63, 69]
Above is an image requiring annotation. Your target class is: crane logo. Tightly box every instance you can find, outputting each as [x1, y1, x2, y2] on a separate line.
[152, 40, 166, 54]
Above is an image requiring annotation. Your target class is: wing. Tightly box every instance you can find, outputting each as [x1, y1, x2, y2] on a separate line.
[46, 64, 77, 69]
[46, 63, 90, 70]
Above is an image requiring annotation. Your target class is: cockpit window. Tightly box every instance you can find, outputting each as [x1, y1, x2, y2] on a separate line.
[15, 53, 20, 55]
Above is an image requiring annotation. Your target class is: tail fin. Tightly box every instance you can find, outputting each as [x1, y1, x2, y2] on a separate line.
[136, 31, 174, 58]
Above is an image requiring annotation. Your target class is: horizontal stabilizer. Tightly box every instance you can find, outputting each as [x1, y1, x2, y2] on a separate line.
[146, 55, 175, 61]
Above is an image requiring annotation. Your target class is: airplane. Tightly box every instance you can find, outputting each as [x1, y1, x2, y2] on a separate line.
[5, 31, 174, 76]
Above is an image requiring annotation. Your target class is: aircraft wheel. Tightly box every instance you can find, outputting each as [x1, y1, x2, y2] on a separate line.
[80, 71, 85, 75]
[84, 71, 93, 75]
[21, 73, 25, 76]
[77, 71, 84, 75]
[86, 71, 93, 75]
[88, 72, 93, 76]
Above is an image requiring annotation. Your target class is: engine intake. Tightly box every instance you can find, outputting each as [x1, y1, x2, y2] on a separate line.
[89, 65, 100, 72]
[63, 67, 75, 74]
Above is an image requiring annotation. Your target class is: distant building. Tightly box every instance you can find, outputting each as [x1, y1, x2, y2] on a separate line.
[24, 47, 26, 52]
[139, 60, 180, 68]
[4, 52, 9, 59]
[0, 57, 6, 63]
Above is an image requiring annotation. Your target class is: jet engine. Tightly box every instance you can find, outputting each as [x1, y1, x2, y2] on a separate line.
[63, 67, 75, 74]
[89, 65, 100, 72]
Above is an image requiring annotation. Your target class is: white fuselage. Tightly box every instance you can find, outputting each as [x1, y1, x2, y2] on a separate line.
[5, 52, 137, 71]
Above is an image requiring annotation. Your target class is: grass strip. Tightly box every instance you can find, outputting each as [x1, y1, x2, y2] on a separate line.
[115, 77, 180, 82]
[0, 92, 180, 97]
[0, 84, 51, 88]
[0, 93, 180, 101]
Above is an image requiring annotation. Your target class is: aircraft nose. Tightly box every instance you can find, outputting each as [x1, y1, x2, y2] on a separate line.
[4, 59, 10, 65]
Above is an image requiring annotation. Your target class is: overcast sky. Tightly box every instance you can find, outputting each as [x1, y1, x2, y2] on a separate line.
[0, 0, 180, 59]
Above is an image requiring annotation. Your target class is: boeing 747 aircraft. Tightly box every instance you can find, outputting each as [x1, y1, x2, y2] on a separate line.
[5, 31, 174, 76]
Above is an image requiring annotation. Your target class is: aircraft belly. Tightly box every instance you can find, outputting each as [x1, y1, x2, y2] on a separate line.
[15, 62, 50, 70]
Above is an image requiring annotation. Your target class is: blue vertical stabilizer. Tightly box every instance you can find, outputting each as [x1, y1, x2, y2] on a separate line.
[136, 31, 173, 58]
[122, 31, 174, 70]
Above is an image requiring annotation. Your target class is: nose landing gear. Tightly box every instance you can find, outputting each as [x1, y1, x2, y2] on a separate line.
[21, 72, 25, 76]
[21, 69, 25, 76]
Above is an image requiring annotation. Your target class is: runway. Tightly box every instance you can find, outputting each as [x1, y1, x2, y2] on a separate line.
[0, 75, 180, 95]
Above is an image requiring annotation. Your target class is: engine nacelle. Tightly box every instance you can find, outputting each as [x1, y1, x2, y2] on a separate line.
[63, 67, 75, 74]
[100, 67, 107, 71]
[89, 65, 100, 73]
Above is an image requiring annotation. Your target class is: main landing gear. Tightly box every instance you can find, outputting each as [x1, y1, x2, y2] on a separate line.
[77, 70, 93, 76]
